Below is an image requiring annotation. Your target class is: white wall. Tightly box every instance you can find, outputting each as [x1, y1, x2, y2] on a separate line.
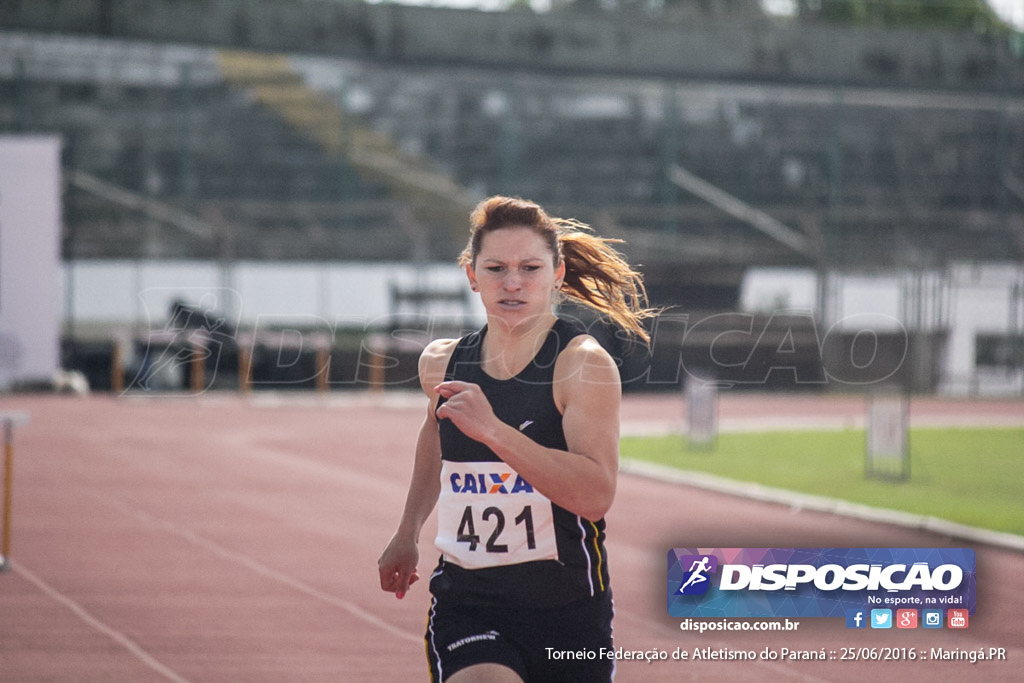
[942, 264, 1024, 395]
[60, 260, 1022, 395]
[0, 136, 62, 388]
[64, 259, 485, 331]
[741, 264, 1023, 396]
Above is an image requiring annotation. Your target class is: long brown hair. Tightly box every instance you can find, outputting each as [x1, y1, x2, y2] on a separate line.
[459, 195, 658, 343]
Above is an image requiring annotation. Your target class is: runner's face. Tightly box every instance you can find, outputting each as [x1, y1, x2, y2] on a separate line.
[468, 226, 564, 327]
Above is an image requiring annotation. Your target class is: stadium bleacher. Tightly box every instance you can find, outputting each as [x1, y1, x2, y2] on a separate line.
[1, 2, 1022, 393]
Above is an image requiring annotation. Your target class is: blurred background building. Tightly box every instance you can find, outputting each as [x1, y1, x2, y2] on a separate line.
[1, 0, 1022, 394]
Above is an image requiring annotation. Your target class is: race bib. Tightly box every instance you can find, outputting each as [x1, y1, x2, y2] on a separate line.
[436, 461, 558, 569]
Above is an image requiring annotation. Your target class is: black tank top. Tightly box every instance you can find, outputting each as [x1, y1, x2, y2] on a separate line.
[429, 318, 612, 607]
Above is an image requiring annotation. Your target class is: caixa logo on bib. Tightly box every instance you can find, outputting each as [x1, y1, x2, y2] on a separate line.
[667, 548, 976, 619]
[448, 470, 535, 495]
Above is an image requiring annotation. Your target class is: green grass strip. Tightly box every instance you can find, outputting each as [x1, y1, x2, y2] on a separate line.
[619, 428, 1024, 537]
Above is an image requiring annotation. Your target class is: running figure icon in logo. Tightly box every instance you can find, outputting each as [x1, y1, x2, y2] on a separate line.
[677, 555, 718, 595]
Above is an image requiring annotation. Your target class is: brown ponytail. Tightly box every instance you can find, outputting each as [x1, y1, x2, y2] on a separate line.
[459, 196, 658, 344]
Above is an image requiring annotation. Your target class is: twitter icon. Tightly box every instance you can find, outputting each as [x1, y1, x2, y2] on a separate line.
[870, 609, 893, 629]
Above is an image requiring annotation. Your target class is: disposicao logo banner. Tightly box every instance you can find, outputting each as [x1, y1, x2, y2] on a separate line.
[667, 548, 976, 618]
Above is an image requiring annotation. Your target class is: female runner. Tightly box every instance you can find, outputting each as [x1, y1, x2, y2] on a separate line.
[379, 195, 655, 682]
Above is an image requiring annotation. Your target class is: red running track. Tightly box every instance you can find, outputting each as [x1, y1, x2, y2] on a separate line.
[0, 392, 1021, 682]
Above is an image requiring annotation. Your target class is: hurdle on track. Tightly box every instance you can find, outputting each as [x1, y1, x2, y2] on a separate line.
[111, 330, 338, 394]
[0, 412, 30, 573]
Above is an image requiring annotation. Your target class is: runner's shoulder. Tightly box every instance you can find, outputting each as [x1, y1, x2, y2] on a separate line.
[558, 334, 618, 377]
[419, 338, 459, 391]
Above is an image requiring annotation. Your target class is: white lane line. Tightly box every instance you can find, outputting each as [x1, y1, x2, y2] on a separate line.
[11, 560, 191, 683]
[92, 492, 423, 646]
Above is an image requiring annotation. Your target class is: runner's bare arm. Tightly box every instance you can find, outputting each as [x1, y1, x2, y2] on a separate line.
[377, 339, 457, 597]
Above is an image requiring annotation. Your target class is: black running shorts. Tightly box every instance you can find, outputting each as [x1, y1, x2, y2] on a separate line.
[425, 591, 614, 682]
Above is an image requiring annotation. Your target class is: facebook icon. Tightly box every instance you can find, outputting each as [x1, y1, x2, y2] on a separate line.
[845, 609, 867, 629]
